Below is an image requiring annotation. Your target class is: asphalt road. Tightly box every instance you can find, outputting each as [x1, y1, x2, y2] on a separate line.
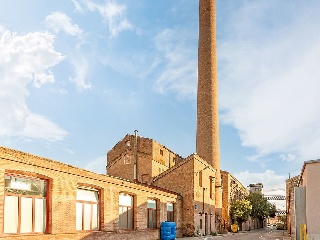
[178, 228, 291, 240]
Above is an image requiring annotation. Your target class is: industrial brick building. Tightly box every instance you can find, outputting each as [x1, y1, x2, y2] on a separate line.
[0, 146, 183, 240]
[107, 133, 184, 185]
[0, 134, 247, 239]
[107, 133, 250, 235]
[107, 133, 217, 236]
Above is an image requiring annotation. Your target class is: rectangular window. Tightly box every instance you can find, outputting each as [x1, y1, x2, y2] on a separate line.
[119, 193, 133, 229]
[4, 174, 47, 234]
[200, 219, 203, 229]
[160, 149, 163, 156]
[167, 202, 174, 222]
[199, 171, 203, 187]
[76, 188, 99, 231]
[147, 199, 157, 228]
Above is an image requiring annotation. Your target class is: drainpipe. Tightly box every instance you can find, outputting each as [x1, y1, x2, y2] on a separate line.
[133, 130, 138, 181]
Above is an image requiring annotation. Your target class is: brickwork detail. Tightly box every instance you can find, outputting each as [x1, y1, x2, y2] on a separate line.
[153, 154, 216, 236]
[107, 135, 182, 184]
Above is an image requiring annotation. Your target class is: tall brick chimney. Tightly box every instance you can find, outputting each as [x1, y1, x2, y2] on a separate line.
[196, 0, 222, 209]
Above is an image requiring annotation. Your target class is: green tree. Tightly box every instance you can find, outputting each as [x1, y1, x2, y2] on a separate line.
[247, 192, 270, 225]
[268, 203, 277, 218]
[230, 199, 252, 230]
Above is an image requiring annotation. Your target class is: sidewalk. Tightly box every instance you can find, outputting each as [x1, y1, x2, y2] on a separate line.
[177, 230, 253, 239]
[177, 228, 291, 240]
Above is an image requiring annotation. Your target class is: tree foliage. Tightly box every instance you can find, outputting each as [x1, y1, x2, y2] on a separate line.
[268, 203, 277, 218]
[230, 199, 252, 224]
[246, 192, 270, 219]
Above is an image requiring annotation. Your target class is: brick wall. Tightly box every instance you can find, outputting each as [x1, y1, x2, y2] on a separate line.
[286, 175, 299, 240]
[221, 170, 249, 232]
[152, 140, 181, 168]
[153, 157, 194, 236]
[107, 135, 182, 185]
[0, 147, 182, 240]
[153, 154, 216, 236]
[221, 171, 230, 231]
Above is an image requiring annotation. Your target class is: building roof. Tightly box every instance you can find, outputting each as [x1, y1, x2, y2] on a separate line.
[0, 146, 180, 197]
[108, 133, 183, 158]
[152, 153, 215, 182]
[299, 159, 320, 183]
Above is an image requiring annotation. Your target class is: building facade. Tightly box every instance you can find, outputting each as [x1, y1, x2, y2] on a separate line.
[153, 154, 216, 236]
[107, 134, 217, 236]
[287, 160, 320, 240]
[107, 133, 250, 236]
[286, 175, 299, 239]
[107, 134, 183, 184]
[221, 171, 249, 232]
[0, 146, 182, 240]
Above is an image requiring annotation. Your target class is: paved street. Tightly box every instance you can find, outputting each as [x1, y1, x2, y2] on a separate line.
[178, 228, 291, 240]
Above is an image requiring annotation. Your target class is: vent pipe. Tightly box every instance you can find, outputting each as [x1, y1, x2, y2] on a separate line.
[133, 130, 138, 181]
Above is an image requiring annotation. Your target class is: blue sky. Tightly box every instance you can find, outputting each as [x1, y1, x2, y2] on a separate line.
[1, 0, 320, 206]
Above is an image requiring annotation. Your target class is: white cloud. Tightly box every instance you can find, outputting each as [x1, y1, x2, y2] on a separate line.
[234, 170, 286, 195]
[68, 56, 91, 91]
[153, 28, 197, 100]
[22, 113, 67, 141]
[84, 156, 106, 174]
[280, 153, 296, 162]
[0, 28, 67, 141]
[45, 12, 83, 36]
[218, 1, 320, 162]
[84, 0, 133, 38]
[72, 0, 84, 13]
